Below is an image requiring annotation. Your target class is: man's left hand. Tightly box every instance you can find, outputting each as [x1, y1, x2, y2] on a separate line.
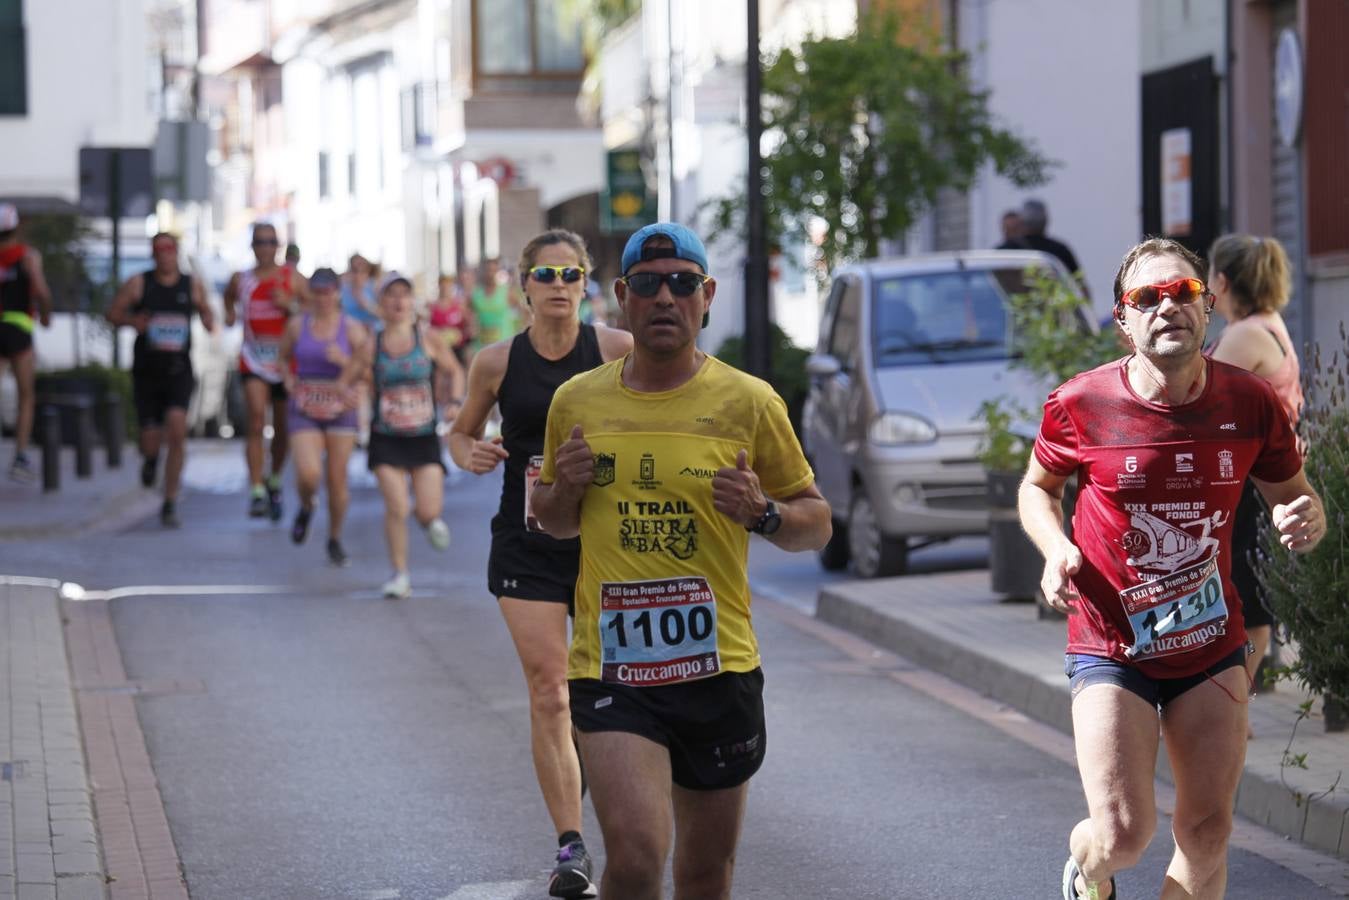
[713, 449, 767, 528]
[1273, 494, 1325, 554]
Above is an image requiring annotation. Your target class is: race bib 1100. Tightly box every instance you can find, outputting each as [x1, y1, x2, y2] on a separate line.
[598, 576, 720, 686]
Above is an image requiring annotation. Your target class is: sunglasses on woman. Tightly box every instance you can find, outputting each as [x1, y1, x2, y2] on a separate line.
[621, 271, 712, 298]
[1118, 277, 1209, 311]
[528, 265, 586, 284]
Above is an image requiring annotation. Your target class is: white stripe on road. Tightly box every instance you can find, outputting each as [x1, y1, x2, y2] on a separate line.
[437, 881, 535, 900]
[57, 582, 290, 602]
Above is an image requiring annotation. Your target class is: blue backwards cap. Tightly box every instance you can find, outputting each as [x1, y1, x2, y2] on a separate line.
[620, 222, 708, 275]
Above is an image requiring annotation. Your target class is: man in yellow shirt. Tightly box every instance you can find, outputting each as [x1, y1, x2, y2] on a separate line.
[532, 222, 832, 900]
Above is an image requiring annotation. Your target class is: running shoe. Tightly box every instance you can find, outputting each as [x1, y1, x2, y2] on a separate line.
[326, 538, 350, 567]
[140, 456, 157, 488]
[381, 572, 411, 599]
[424, 518, 451, 551]
[160, 499, 180, 529]
[267, 486, 283, 522]
[1062, 857, 1116, 900]
[248, 485, 268, 518]
[291, 507, 312, 545]
[9, 454, 36, 484]
[548, 839, 596, 898]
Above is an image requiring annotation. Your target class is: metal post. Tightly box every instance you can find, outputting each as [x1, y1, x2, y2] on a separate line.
[102, 392, 124, 469]
[744, 0, 771, 381]
[110, 149, 122, 370]
[74, 399, 94, 479]
[40, 405, 61, 492]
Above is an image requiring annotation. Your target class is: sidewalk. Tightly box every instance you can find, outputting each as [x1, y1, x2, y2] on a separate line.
[0, 578, 104, 900]
[818, 570, 1349, 863]
[0, 448, 159, 541]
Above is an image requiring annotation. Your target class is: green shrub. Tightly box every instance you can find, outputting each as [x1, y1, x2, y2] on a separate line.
[37, 364, 136, 440]
[714, 324, 811, 439]
[1257, 324, 1349, 712]
[973, 267, 1120, 472]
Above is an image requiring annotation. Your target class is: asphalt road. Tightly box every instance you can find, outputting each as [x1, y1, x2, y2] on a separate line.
[20, 440, 1344, 899]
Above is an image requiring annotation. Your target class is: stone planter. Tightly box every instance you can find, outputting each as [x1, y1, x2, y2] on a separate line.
[986, 470, 1041, 602]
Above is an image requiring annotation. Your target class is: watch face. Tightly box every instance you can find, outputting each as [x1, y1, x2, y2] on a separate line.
[759, 502, 782, 535]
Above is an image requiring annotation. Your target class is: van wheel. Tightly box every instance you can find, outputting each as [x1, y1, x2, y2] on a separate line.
[848, 494, 908, 578]
[817, 519, 850, 571]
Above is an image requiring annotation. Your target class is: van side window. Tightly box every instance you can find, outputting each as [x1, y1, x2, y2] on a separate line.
[827, 277, 861, 367]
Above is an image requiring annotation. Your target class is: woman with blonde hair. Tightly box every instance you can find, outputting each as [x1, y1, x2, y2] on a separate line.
[1208, 233, 1303, 707]
[449, 229, 631, 898]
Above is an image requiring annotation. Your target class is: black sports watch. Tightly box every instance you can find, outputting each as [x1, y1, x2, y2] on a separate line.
[748, 500, 782, 536]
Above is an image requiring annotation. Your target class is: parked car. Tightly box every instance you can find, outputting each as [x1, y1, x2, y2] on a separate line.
[802, 250, 1095, 577]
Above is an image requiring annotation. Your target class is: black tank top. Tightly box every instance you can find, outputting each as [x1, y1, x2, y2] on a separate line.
[495, 324, 604, 546]
[132, 272, 194, 376]
[0, 244, 32, 316]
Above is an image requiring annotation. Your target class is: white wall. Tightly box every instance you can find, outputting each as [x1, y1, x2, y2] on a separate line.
[0, 0, 156, 201]
[962, 0, 1141, 315]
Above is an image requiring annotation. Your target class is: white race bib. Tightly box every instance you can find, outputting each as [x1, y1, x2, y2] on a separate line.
[598, 576, 720, 686]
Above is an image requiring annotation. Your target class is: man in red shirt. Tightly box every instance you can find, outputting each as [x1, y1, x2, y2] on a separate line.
[1019, 237, 1325, 900]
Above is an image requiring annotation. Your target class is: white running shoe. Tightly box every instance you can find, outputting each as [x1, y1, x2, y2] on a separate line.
[425, 518, 451, 551]
[381, 572, 411, 599]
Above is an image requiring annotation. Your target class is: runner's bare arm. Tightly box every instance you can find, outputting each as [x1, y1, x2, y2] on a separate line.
[277, 318, 301, 392]
[420, 328, 466, 400]
[338, 328, 375, 389]
[292, 276, 312, 314]
[223, 273, 240, 327]
[105, 275, 146, 331]
[24, 249, 53, 326]
[447, 342, 509, 473]
[1018, 457, 1082, 613]
[710, 449, 831, 551]
[1253, 469, 1326, 554]
[595, 323, 634, 362]
[191, 276, 215, 331]
[530, 424, 590, 538]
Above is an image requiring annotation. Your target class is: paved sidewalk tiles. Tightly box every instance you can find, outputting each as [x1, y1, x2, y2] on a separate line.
[818, 569, 1349, 863]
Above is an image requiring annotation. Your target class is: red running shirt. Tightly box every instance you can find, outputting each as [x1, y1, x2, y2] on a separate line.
[1033, 357, 1302, 678]
[237, 268, 294, 382]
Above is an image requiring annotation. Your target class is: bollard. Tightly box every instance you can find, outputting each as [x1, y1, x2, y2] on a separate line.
[74, 398, 95, 479]
[102, 392, 124, 469]
[40, 404, 61, 492]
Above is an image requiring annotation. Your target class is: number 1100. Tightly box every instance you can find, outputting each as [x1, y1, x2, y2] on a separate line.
[606, 607, 714, 648]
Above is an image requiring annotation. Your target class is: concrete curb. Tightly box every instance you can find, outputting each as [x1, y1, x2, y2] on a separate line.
[818, 583, 1349, 862]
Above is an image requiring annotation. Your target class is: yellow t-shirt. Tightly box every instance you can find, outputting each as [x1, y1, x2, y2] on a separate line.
[540, 355, 815, 684]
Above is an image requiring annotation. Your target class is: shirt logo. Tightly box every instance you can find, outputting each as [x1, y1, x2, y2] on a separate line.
[1125, 456, 1138, 474]
[1220, 422, 1237, 431]
[679, 466, 717, 479]
[632, 453, 662, 491]
[592, 453, 616, 487]
[1175, 452, 1194, 473]
[1218, 449, 1234, 480]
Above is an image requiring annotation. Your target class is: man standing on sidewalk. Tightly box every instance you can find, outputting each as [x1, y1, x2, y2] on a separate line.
[531, 222, 832, 899]
[106, 233, 215, 527]
[1018, 237, 1325, 900]
[0, 203, 53, 483]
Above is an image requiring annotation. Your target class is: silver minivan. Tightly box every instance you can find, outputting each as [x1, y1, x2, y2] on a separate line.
[803, 250, 1090, 577]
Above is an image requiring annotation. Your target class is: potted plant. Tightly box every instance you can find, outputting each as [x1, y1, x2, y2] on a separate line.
[975, 267, 1121, 606]
[1256, 325, 1349, 732]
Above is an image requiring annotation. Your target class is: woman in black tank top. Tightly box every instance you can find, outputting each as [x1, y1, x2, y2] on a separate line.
[448, 230, 631, 896]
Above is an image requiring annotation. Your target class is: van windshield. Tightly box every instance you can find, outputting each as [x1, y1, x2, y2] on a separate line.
[871, 268, 1031, 366]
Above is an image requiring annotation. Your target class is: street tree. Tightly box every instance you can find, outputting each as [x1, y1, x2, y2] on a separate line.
[712, 10, 1054, 269]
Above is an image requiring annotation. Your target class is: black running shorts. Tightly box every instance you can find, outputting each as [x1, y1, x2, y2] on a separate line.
[569, 668, 766, 791]
[0, 322, 33, 359]
[487, 515, 579, 606]
[133, 371, 195, 429]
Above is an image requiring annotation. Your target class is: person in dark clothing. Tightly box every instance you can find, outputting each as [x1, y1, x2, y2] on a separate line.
[1021, 198, 1089, 297]
[995, 208, 1026, 249]
[106, 233, 216, 527]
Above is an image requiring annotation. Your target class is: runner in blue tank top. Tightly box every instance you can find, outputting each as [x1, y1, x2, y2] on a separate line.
[277, 267, 369, 565]
[449, 229, 632, 898]
[348, 272, 464, 599]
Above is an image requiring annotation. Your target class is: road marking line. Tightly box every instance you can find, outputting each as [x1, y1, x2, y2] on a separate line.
[58, 582, 289, 601]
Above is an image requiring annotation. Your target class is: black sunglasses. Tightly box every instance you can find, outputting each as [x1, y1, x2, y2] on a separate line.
[528, 265, 585, 284]
[621, 271, 711, 298]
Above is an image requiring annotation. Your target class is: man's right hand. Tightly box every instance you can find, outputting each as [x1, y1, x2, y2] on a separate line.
[466, 435, 509, 474]
[553, 424, 594, 491]
[1041, 540, 1083, 613]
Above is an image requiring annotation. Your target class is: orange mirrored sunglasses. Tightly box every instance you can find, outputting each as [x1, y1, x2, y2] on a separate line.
[1118, 277, 1209, 311]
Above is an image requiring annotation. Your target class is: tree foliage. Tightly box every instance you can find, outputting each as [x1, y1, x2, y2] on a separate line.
[711, 9, 1053, 268]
